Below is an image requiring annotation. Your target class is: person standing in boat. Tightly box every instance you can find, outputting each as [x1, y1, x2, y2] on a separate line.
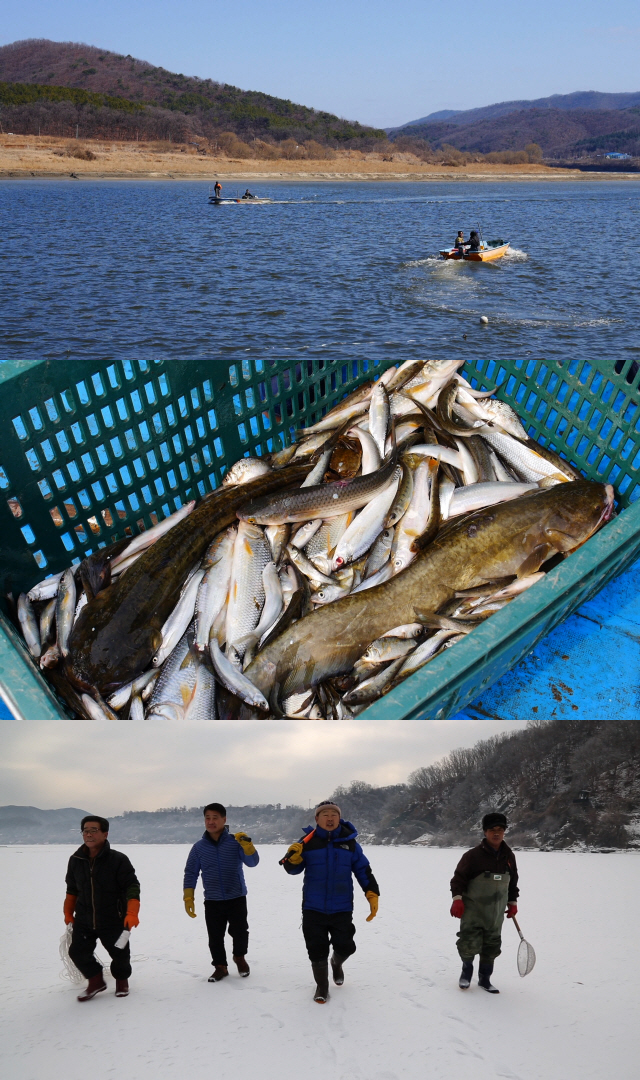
[466, 230, 481, 252]
[214, 181, 222, 199]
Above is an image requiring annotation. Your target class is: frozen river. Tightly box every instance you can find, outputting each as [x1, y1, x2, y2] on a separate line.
[1, 845, 637, 1080]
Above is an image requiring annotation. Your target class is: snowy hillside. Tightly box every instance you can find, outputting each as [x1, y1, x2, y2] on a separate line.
[0, 846, 637, 1080]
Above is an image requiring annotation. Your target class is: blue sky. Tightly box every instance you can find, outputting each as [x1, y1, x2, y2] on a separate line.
[2, 0, 640, 128]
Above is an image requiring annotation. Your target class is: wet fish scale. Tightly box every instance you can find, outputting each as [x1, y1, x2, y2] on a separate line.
[225, 521, 271, 660]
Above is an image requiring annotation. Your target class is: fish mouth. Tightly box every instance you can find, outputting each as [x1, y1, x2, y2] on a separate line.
[599, 484, 616, 525]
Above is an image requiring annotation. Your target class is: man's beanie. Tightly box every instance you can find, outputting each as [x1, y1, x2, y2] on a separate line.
[315, 800, 341, 819]
[482, 812, 507, 831]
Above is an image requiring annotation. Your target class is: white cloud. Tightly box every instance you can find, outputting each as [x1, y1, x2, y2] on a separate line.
[0, 715, 527, 815]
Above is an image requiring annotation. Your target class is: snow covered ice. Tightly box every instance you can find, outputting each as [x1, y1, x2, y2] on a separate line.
[0, 845, 638, 1080]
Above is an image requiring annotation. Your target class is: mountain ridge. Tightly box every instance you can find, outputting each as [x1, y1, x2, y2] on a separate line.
[394, 90, 640, 131]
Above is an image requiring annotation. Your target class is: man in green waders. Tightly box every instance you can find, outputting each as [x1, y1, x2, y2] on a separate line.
[450, 812, 519, 993]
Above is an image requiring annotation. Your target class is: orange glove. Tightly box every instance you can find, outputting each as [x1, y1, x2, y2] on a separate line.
[506, 903, 518, 919]
[365, 891, 378, 921]
[450, 898, 464, 918]
[63, 894, 76, 925]
[124, 899, 140, 929]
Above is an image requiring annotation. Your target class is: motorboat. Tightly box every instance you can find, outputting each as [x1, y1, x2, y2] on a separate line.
[208, 194, 273, 205]
[440, 239, 510, 262]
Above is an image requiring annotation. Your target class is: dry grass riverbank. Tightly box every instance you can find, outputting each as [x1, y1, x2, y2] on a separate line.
[2, 134, 638, 181]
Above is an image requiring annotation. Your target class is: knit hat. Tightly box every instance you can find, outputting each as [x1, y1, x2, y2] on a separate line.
[315, 800, 341, 820]
[482, 812, 507, 831]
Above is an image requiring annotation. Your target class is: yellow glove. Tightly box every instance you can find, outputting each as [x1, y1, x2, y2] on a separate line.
[365, 891, 379, 921]
[183, 888, 197, 918]
[285, 842, 304, 865]
[234, 832, 256, 856]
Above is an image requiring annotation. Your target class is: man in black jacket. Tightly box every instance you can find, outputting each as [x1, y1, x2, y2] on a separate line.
[64, 815, 141, 1002]
[449, 812, 519, 994]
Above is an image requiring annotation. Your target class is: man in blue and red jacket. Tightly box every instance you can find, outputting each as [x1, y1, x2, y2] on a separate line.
[183, 802, 259, 982]
[281, 800, 380, 1003]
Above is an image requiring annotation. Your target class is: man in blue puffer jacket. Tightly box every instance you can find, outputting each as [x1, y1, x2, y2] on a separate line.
[281, 800, 380, 1003]
[183, 802, 259, 982]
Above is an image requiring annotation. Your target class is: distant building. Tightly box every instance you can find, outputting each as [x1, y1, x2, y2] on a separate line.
[605, 152, 632, 160]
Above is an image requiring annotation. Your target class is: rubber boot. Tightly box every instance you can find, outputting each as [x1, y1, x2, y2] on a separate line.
[77, 973, 107, 1001]
[330, 953, 347, 986]
[312, 961, 330, 1003]
[459, 961, 473, 989]
[233, 955, 250, 977]
[208, 965, 229, 983]
[478, 961, 499, 994]
[115, 979, 129, 997]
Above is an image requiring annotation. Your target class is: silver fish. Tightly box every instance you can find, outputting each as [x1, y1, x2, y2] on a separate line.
[282, 689, 316, 717]
[482, 430, 573, 482]
[108, 667, 159, 711]
[342, 656, 407, 706]
[348, 426, 380, 474]
[194, 528, 235, 652]
[39, 597, 57, 647]
[359, 636, 417, 665]
[153, 569, 205, 667]
[184, 660, 216, 721]
[265, 523, 291, 563]
[209, 638, 269, 710]
[369, 380, 390, 459]
[310, 582, 351, 605]
[364, 527, 394, 577]
[301, 450, 332, 488]
[454, 438, 479, 485]
[291, 519, 323, 549]
[129, 695, 145, 722]
[242, 562, 284, 655]
[381, 623, 423, 639]
[238, 453, 399, 525]
[73, 592, 88, 625]
[223, 457, 272, 487]
[396, 629, 463, 678]
[305, 513, 354, 570]
[288, 544, 337, 587]
[391, 457, 437, 573]
[331, 467, 401, 570]
[56, 569, 76, 659]
[28, 571, 63, 602]
[448, 481, 538, 517]
[226, 522, 271, 661]
[17, 593, 41, 658]
[149, 629, 198, 718]
[350, 562, 394, 593]
[110, 501, 196, 569]
[439, 478, 456, 520]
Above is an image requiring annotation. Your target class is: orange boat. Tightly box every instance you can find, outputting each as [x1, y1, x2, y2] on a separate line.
[440, 239, 510, 262]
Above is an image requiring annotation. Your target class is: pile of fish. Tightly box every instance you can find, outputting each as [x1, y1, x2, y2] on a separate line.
[14, 355, 615, 721]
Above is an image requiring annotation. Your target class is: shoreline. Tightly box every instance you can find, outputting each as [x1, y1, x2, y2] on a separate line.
[4, 168, 639, 182]
[2, 136, 639, 182]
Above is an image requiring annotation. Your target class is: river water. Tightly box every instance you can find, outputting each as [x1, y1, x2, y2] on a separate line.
[2, 179, 639, 380]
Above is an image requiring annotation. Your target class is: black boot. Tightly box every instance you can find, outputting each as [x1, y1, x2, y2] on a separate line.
[312, 961, 330, 1003]
[331, 953, 347, 986]
[459, 961, 473, 989]
[478, 961, 499, 994]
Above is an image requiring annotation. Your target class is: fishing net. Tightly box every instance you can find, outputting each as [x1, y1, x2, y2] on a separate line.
[517, 936, 536, 977]
[58, 925, 84, 984]
[59, 925, 148, 983]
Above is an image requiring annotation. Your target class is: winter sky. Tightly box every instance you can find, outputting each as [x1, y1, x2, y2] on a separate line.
[2, 0, 640, 128]
[0, 715, 529, 816]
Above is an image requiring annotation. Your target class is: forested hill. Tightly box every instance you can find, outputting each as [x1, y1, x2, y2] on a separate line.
[397, 90, 640, 130]
[333, 718, 640, 851]
[0, 39, 383, 144]
[389, 106, 640, 158]
[2, 720, 639, 849]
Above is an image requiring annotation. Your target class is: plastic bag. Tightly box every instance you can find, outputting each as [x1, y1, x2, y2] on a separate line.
[59, 924, 84, 984]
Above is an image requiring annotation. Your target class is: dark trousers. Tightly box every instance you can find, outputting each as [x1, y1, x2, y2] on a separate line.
[69, 923, 131, 980]
[204, 896, 249, 966]
[302, 909, 356, 963]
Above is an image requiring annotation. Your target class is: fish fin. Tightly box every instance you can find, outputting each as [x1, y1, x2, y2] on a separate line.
[543, 527, 583, 552]
[517, 545, 554, 578]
